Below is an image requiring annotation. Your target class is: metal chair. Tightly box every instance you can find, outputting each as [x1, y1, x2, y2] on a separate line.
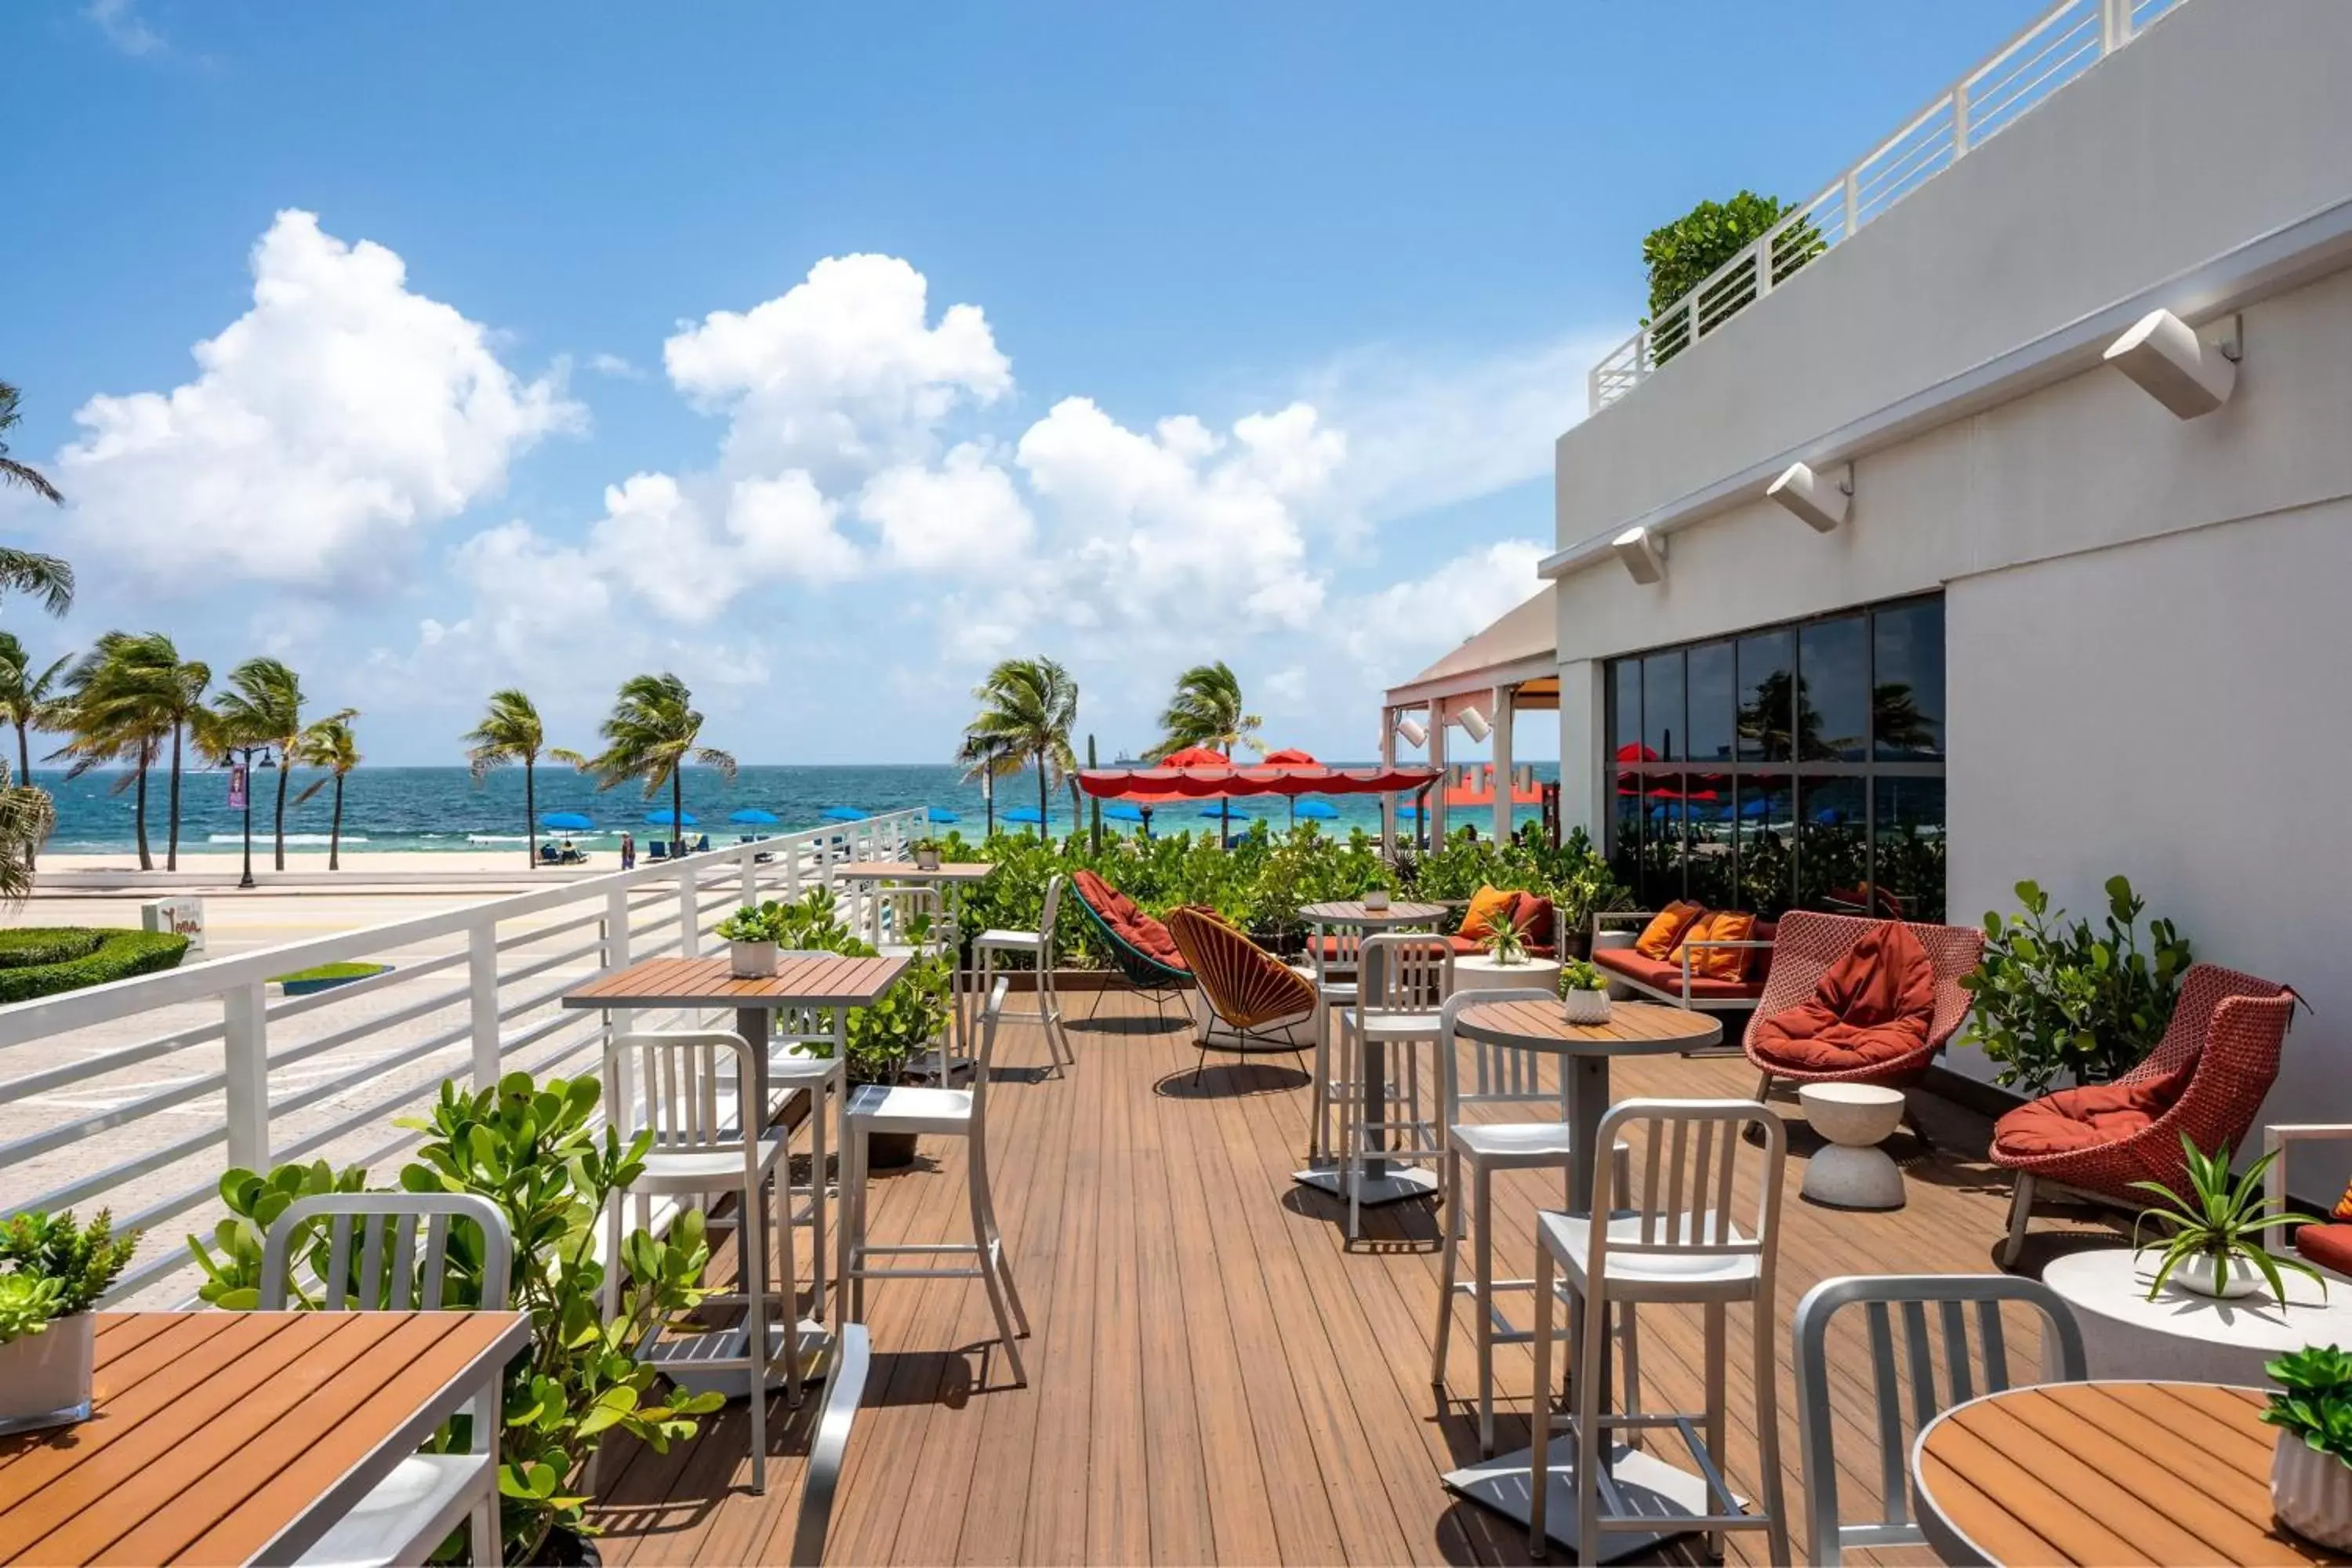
[1428, 988, 1639, 1456]
[1793, 1273, 2086, 1563]
[603, 1029, 794, 1493]
[260, 1193, 513, 1568]
[974, 873, 1073, 1074]
[1530, 1098, 1790, 1565]
[1337, 932, 1451, 1240]
[841, 979, 1029, 1385]
[1304, 922, 1363, 1160]
[788, 1323, 873, 1568]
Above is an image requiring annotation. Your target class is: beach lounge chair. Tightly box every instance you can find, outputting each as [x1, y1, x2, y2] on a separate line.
[539, 844, 561, 865]
[693, 834, 712, 853]
[648, 840, 670, 862]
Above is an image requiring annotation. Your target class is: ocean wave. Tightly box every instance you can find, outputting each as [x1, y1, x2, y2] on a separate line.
[205, 833, 368, 845]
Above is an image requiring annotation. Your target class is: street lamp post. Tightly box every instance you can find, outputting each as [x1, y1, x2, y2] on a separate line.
[230, 744, 275, 890]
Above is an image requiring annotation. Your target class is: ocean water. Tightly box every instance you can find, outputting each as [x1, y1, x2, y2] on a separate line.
[31, 762, 1559, 855]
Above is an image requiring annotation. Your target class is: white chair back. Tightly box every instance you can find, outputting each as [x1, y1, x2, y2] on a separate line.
[1359, 931, 1451, 1015]
[1595, 1098, 1785, 1267]
[874, 884, 946, 950]
[1037, 873, 1066, 946]
[789, 1323, 872, 1567]
[608, 1029, 761, 1153]
[970, 978, 1011, 1133]
[261, 1192, 513, 1312]
[1437, 987, 1564, 1118]
[1793, 1273, 2086, 1563]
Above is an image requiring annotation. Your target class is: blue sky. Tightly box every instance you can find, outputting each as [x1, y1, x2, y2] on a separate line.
[2, 0, 2052, 765]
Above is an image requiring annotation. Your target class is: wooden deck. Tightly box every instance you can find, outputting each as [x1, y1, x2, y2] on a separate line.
[590, 989, 2118, 1566]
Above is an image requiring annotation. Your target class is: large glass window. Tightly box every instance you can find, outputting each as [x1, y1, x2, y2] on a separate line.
[1603, 595, 1945, 920]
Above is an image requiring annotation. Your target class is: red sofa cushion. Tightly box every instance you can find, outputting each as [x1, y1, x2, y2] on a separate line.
[2298, 1223, 2352, 1276]
[1990, 1066, 2194, 1160]
[1509, 895, 1556, 949]
[1591, 946, 1765, 1000]
[1748, 920, 1934, 1073]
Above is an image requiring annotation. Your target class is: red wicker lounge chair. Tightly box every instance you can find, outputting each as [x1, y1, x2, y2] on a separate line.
[1165, 905, 1317, 1082]
[1991, 962, 2297, 1264]
[1744, 911, 1984, 1106]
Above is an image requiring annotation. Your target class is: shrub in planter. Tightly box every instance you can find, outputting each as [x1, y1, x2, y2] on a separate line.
[0, 928, 188, 1004]
[1959, 876, 2191, 1095]
[0, 1208, 139, 1431]
[2263, 1345, 2352, 1550]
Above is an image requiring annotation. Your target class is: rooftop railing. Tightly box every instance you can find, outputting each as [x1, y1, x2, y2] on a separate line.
[1586, 0, 2187, 413]
[0, 808, 926, 1306]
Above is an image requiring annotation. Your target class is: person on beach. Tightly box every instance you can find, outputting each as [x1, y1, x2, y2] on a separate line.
[620, 832, 636, 870]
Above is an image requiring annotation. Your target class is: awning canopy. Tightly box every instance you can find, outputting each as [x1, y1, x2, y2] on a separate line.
[1076, 763, 1442, 800]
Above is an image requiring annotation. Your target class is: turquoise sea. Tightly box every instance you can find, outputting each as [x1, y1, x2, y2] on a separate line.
[33, 764, 1561, 855]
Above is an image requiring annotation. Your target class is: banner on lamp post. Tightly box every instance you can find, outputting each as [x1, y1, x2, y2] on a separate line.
[227, 765, 248, 811]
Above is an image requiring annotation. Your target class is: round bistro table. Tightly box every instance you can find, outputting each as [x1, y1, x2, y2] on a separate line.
[1913, 1380, 2339, 1566]
[1293, 899, 1453, 1202]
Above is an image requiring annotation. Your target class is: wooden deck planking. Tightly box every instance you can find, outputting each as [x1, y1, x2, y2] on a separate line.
[590, 989, 2116, 1566]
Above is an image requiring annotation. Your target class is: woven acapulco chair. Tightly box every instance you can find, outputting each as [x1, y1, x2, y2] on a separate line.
[1068, 869, 1192, 1027]
[1991, 963, 2297, 1265]
[1164, 905, 1317, 1083]
[1743, 911, 1984, 1111]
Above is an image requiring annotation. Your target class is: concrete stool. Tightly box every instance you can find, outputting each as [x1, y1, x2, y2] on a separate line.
[1798, 1083, 1907, 1210]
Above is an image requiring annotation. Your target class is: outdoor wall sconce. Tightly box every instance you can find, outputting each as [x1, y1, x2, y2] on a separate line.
[1766, 459, 1852, 532]
[1394, 714, 1429, 749]
[1613, 524, 1667, 585]
[1453, 705, 1492, 742]
[2105, 307, 2240, 419]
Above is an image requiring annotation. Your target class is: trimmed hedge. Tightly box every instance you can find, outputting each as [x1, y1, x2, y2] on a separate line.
[0, 928, 191, 1004]
[0, 928, 107, 970]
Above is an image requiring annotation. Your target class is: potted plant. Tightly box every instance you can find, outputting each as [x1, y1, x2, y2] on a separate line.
[0, 1209, 138, 1433]
[715, 902, 785, 978]
[1363, 881, 1391, 913]
[1480, 921, 1529, 967]
[2263, 1345, 2352, 1550]
[913, 837, 943, 872]
[2130, 1133, 2322, 1301]
[1559, 956, 1612, 1025]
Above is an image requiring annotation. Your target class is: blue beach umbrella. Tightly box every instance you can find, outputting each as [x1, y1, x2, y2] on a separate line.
[926, 808, 960, 824]
[541, 811, 593, 832]
[820, 806, 867, 822]
[1102, 803, 1146, 822]
[645, 808, 699, 828]
[1004, 806, 1044, 825]
[729, 808, 779, 825]
[1294, 800, 1339, 821]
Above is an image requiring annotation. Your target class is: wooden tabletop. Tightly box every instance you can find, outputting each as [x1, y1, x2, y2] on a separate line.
[1914, 1381, 2339, 1566]
[564, 953, 909, 1010]
[0, 1309, 528, 1567]
[830, 860, 994, 882]
[1298, 900, 1449, 926]
[1454, 997, 1723, 1054]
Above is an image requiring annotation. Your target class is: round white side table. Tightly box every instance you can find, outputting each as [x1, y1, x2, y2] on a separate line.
[1798, 1083, 1907, 1210]
[2042, 1247, 2352, 1385]
[1448, 953, 1563, 997]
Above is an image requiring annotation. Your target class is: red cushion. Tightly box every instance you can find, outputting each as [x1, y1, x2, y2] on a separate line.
[1122, 910, 1185, 968]
[1591, 947, 1766, 1000]
[1748, 920, 1935, 1072]
[2298, 1223, 2352, 1276]
[1509, 895, 1556, 949]
[1990, 1068, 2193, 1159]
[1073, 869, 1141, 925]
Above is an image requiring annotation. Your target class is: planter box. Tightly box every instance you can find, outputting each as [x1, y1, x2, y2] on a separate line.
[0, 1313, 95, 1435]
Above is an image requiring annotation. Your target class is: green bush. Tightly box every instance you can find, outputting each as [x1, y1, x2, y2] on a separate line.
[0, 928, 188, 1004]
[0, 928, 106, 970]
[1642, 191, 1825, 362]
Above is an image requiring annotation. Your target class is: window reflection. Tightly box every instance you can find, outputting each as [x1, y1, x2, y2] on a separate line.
[1642, 651, 1685, 763]
[1737, 630, 1794, 762]
[1735, 775, 1795, 917]
[1798, 777, 1871, 913]
[1873, 598, 1946, 760]
[1611, 660, 1642, 759]
[1798, 615, 1868, 762]
[1874, 777, 1947, 922]
[1687, 641, 1736, 765]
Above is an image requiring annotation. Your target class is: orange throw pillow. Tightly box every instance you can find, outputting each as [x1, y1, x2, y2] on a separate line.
[1633, 900, 1706, 960]
[1459, 885, 1519, 942]
[2333, 1179, 2352, 1224]
[1675, 910, 1757, 981]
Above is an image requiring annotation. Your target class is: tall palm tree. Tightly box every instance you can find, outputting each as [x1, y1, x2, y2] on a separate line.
[953, 731, 1014, 837]
[463, 689, 586, 869]
[53, 633, 171, 871]
[294, 716, 361, 871]
[1149, 660, 1261, 841]
[959, 657, 1080, 839]
[0, 383, 75, 619]
[0, 633, 69, 871]
[212, 657, 352, 871]
[583, 673, 736, 851]
[0, 759, 54, 905]
[0, 382, 64, 507]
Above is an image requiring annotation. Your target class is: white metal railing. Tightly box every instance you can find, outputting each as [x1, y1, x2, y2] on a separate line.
[1586, 0, 2187, 412]
[0, 808, 926, 1306]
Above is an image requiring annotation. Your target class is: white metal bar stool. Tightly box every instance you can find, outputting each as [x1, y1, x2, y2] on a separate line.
[260, 1194, 512, 1568]
[1428, 988, 1640, 1456]
[602, 1028, 793, 1493]
[1529, 1098, 1790, 1563]
[973, 873, 1072, 1075]
[1337, 931, 1451, 1241]
[840, 978, 1029, 1385]
[1305, 920, 1361, 1160]
[766, 997, 847, 1324]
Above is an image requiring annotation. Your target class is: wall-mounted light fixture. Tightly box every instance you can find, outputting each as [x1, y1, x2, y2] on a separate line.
[1613, 524, 1666, 586]
[1766, 459, 1852, 532]
[1454, 705, 1492, 742]
[2104, 307, 2240, 419]
[1394, 714, 1428, 749]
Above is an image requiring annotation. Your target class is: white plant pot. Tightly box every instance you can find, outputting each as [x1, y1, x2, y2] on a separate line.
[0, 1313, 96, 1434]
[2171, 1250, 2267, 1300]
[1363, 891, 1390, 913]
[729, 939, 779, 979]
[2274, 1434, 2352, 1552]
[914, 848, 942, 871]
[1563, 988, 1613, 1025]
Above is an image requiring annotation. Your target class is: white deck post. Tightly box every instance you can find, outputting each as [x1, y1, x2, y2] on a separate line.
[223, 982, 269, 1172]
[1490, 686, 1515, 845]
[740, 848, 758, 909]
[469, 915, 501, 1088]
[677, 859, 699, 957]
[1378, 707, 1397, 855]
[1427, 699, 1449, 845]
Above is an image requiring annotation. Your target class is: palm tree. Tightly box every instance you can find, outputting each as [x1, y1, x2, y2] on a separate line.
[0, 383, 75, 618]
[54, 633, 171, 871]
[463, 689, 586, 869]
[583, 673, 736, 851]
[958, 657, 1079, 839]
[0, 758, 54, 905]
[212, 657, 352, 871]
[0, 634, 69, 871]
[294, 717, 361, 871]
[953, 731, 1014, 837]
[1149, 660, 1261, 841]
[0, 381, 64, 507]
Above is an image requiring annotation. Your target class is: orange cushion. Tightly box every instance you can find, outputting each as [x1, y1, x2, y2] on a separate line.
[1459, 886, 1517, 942]
[1990, 1068, 2193, 1160]
[2299, 1222, 2352, 1276]
[2334, 1180, 2352, 1224]
[1592, 946, 1766, 1000]
[1633, 901, 1705, 960]
[1675, 910, 1758, 982]
[1748, 920, 1933, 1073]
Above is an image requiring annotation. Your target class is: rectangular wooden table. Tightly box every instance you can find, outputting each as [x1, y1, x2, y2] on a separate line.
[0, 1309, 529, 1566]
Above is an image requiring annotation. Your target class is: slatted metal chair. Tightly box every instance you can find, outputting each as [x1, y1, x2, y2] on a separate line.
[975, 873, 1073, 1074]
[1793, 1273, 2085, 1563]
[788, 1323, 873, 1568]
[260, 1193, 513, 1568]
[1336, 932, 1451, 1240]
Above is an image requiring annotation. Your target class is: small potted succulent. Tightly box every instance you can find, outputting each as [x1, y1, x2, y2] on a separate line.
[716, 902, 787, 978]
[2129, 1134, 2321, 1301]
[2263, 1345, 2352, 1550]
[0, 1209, 138, 1433]
[1481, 921, 1530, 967]
[1559, 956, 1612, 1025]
[913, 838, 944, 872]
